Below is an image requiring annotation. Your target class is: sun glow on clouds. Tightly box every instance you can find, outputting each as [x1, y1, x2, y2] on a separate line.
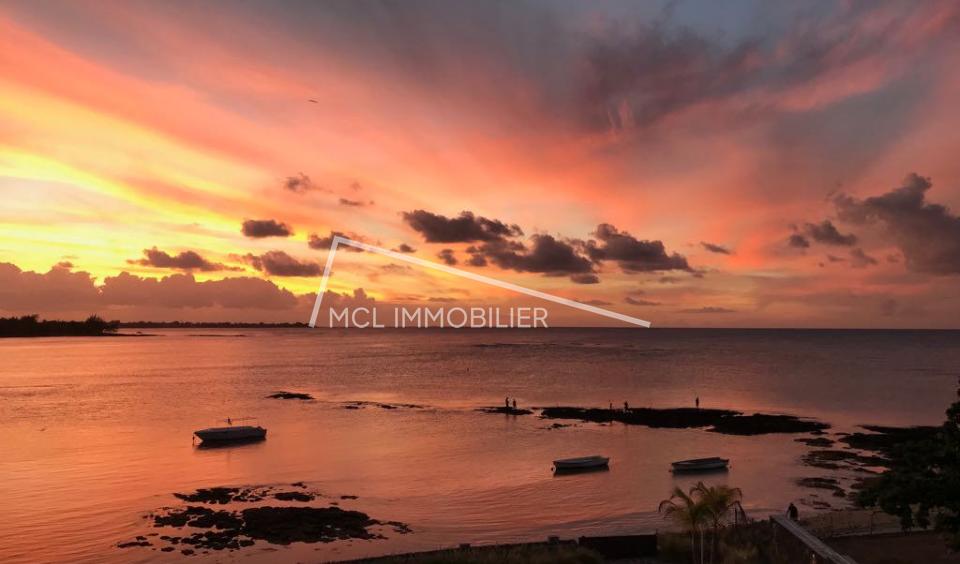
[1, 2, 960, 326]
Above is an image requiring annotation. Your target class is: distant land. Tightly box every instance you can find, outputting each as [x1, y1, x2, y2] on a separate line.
[120, 321, 308, 328]
[0, 315, 309, 337]
[0, 315, 119, 337]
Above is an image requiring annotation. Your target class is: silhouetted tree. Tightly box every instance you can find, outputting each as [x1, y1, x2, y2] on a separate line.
[859, 387, 960, 550]
[0, 314, 119, 337]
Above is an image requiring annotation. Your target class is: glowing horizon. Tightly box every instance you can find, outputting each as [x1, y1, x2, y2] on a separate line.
[2, 1, 960, 327]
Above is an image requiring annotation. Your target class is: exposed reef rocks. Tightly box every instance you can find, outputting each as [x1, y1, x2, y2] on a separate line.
[119, 484, 409, 554]
[266, 391, 314, 400]
[538, 406, 829, 435]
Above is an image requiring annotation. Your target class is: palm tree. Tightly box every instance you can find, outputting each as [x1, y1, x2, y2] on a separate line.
[659, 486, 709, 564]
[691, 482, 743, 564]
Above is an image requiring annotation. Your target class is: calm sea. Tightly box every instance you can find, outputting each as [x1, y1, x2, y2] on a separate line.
[1, 328, 957, 563]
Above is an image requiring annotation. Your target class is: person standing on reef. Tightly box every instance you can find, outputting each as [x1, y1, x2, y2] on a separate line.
[624, 401, 629, 412]
[505, 397, 509, 409]
[512, 399, 517, 410]
[787, 502, 799, 520]
[695, 396, 700, 409]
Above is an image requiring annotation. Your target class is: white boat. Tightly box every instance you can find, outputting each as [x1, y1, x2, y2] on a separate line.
[671, 457, 729, 472]
[194, 425, 266, 443]
[553, 455, 610, 472]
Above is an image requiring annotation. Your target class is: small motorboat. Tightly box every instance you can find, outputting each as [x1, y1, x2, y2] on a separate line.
[553, 455, 610, 472]
[194, 419, 267, 444]
[671, 457, 729, 473]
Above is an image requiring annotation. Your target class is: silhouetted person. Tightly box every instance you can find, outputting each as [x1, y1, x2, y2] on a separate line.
[505, 397, 509, 408]
[512, 399, 517, 410]
[787, 502, 799, 521]
[227, 417, 232, 425]
[609, 402, 613, 411]
[624, 401, 629, 412]
[695, 396, 700, 409]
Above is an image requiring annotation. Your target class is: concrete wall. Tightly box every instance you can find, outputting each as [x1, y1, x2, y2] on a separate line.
[770, 515, 859, 564]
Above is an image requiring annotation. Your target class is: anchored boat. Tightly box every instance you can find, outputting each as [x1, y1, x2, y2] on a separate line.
[194, 418, 266, 444]
[671, 457, 729, 473]
[553, 455, 610, 472]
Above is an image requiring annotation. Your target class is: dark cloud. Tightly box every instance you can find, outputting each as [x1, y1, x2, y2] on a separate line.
[835, 173, 960, 274]
[679, 306, 736, 314]
[625, 296, 661, 306]
[242, 219, 293, 238]
[436, 249, 457, 266]
[380, 264, 411, 274]
[581, 26, 762, 133]
[570, 273, 599, 284]
[475, 235, 594, 278]
[283, 173, 319, 194]
[55, 261, 73, 269]
[826, 254, 846, 263]
[339, 197, 373, 207]
[787, 233, 810, 249]
[849, 248, 878, 269]
[402, 210, 522, 243]
[392, 243, 417, 253]
[0, 262, 101, 312]
[0, 262, 299, 314]
[573, 3, 958, 137]
[587, 224, 690, 272]
[102, 271, 299, 309]
[128, 247, 236, 272]
[803, 220, 857, 246]
[577, 298, 612, 306]
[308, 231, 365, 252]
[243, 251, 322, 277]
[700, 242, 732, 255]
[465, 250, 488, 267]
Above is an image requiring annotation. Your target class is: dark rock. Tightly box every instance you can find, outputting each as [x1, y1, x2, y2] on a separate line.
[797, 477, 846, 497]
[710, 414, 829, 436]
[118, 540, 151, 548]
[840, 425, 939, 455]
[267, 391, 314, 400]
[239, 506, 380, 544]
[174, 486, 264, 504]
[539, 406, 829, 435]
[274, 491, 314, 502]
[795, 437, 835, 447]
[340, 495, 358, 500]
[160, 546, 175, 552]
[478, 406, 533, 416]
[802, 449, 887, 471]
[345, 401, 424, 410]
[153, 506, 215, 527]
[181, 549, 194, 555]
[174, 487, 239, 504]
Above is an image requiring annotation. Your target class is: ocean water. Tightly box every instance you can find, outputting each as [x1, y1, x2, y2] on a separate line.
[1, 328, 957, 563]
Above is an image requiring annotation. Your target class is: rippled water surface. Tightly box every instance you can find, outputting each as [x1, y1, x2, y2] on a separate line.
[1, 328, 957, 563]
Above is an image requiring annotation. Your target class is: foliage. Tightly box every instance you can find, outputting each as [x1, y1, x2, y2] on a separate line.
[0, 314, 119, 337]
[858, 394, 960, 550]
[659, 482, 745, 564]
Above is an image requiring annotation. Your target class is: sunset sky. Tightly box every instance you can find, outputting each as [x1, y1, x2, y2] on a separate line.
[2, 0, 960, 327]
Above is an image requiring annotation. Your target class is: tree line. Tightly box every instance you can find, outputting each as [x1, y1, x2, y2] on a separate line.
[0, 314, 120, 337]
